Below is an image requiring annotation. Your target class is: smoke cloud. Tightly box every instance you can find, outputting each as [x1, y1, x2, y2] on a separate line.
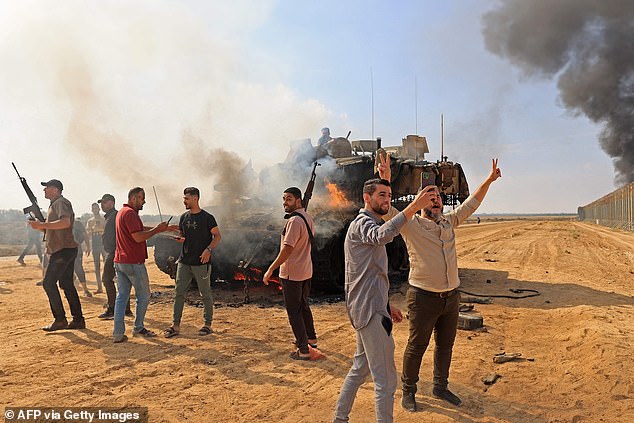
[0, 1, 345, 212]
[482, 0, 634, 184]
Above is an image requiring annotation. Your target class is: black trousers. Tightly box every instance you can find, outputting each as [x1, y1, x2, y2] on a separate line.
[281, 278, 316, 354]
[102, 251, 130, 312]
[43, 248, 83, 321]
[401, 286, 460, 392]
[91, 236, 106, 286]
[102, 251, 116, 307]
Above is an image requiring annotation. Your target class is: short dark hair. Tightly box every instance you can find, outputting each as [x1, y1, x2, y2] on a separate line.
[184, 187, 200, 198]
[363, 178, 390, 196]
[128, 187, 144, 200]
[284, 187, 302, 200]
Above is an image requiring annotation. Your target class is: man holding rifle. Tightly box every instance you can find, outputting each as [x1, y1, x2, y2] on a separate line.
[263, 186, 317, 360]
[29, 179, 85, 331]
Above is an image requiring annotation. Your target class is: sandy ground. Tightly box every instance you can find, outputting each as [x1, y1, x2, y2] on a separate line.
[1, 220, 633, 422]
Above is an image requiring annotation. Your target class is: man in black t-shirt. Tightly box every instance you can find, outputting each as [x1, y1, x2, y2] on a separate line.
[164, 187, 221, 338]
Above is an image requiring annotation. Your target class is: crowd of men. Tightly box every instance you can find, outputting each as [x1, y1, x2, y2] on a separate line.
[22, 156, 501, 422]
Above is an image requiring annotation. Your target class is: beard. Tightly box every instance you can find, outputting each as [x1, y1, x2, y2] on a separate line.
[371, 203, 389, 216]
[425, 208, 442, 222]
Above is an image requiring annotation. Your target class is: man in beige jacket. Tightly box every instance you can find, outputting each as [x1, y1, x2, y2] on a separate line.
[379, 156, 501, 411]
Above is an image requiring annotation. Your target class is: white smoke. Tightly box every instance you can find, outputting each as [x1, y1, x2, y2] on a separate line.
[0, 0, 346, 213]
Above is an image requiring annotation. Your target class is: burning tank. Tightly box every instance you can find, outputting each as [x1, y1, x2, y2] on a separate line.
[152, 133, 469, 295]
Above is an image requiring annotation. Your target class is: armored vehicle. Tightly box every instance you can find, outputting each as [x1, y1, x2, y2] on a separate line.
[153, 133, 469, 295]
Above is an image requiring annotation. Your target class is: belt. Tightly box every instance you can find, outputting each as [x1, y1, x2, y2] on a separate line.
[411, 286, 457, 299]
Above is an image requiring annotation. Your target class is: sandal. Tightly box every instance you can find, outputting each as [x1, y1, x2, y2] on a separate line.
[292, 340, 318, 349]
[163, 326, 179, 338]
[289, 349, 311, 361]
[198, 326, 213, 336]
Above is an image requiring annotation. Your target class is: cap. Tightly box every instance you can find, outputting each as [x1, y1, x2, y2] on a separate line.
[97, 193, 115, 203]
[41, 179, 63, 191]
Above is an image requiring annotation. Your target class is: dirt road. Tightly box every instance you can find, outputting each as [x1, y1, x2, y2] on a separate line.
[1, 220, 632, 422]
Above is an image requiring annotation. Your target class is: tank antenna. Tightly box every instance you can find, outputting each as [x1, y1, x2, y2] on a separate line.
[440, 113, 444, 162]
[152, 185, 163, 221]
[370, 66, 375, 139]
[415, 76, 418, 134]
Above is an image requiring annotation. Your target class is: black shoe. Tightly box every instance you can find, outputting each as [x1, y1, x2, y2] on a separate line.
[432, 387, 462, 406]
[98, 309, 114, 320]
[42, 320, 68, 331]
[17, 258, 26, 266]
[401, 391, 417, 412]
[67, 318, 86, 330]
[125, 310, 134, 318]
[36, 281, 43, 286]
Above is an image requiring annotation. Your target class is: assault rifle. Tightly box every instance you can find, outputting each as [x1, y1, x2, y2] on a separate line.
[302, 161, 320, 211]
[12, 162, 46, 223]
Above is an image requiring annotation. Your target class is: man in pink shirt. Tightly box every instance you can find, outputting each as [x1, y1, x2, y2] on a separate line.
[264, 187, 317, 360]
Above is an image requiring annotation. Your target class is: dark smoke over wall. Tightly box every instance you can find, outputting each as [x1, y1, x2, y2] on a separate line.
[482, 0, 634, 184]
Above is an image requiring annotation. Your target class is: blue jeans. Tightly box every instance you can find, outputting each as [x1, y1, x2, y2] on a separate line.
[113, 263, 151, 337]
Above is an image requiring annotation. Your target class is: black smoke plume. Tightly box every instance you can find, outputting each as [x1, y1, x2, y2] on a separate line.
[482, 0, 634, 184]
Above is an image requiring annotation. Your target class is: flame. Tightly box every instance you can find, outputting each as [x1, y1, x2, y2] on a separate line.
[325, 182, 351, 208]
[233, 266, 280, 286]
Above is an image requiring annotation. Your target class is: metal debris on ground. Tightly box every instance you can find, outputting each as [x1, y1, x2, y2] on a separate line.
[483, 373, 501, 385]
[493, 352, 522, 363]
[458, 312, 484, 330]
[459, 295, 493, 304]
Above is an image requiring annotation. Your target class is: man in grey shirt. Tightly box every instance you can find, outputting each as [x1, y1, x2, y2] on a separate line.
[333, 178, 435, 423]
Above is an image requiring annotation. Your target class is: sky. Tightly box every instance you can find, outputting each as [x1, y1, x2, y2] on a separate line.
[0, 0, 625, 216]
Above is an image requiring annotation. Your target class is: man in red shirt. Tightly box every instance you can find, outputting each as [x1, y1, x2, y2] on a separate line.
[112, 187, 173, 343]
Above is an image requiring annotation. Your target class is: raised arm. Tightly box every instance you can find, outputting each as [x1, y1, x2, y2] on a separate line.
[377, 151, 391, 181]
[472, 158, 502, 204]
[378, 152, 435, 221]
